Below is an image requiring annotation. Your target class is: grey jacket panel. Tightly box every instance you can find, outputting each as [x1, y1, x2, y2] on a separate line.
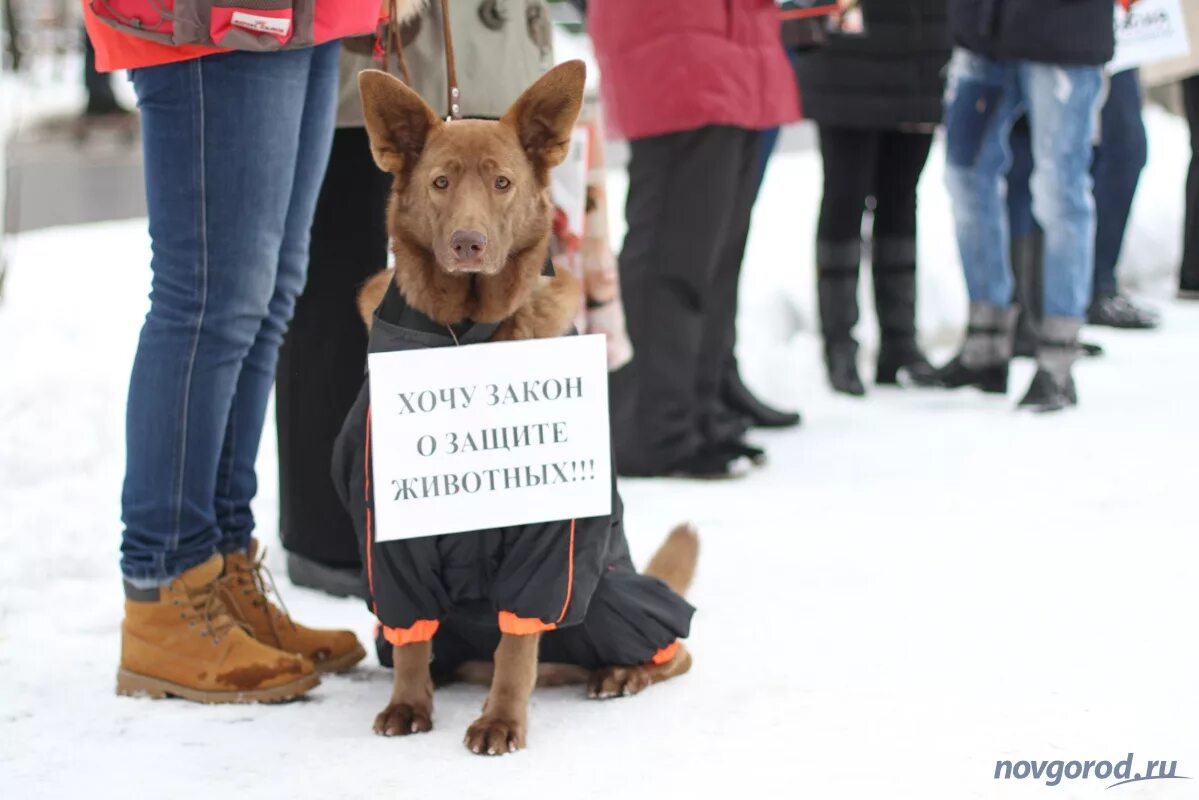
[337, 0, 552, 127]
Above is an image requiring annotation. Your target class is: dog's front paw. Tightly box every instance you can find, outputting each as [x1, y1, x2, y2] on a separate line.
[373, 701, 433, 737]
[463, 715, 526, 755]
[587, 665, 651, 699]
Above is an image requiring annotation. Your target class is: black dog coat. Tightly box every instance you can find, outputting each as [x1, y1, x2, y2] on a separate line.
[332, 281, 694, 676]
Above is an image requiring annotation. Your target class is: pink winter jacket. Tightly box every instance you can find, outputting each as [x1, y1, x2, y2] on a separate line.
[589, 0, 801, 140]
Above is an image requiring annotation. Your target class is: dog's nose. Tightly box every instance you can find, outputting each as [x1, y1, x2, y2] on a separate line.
[450, 229, 488, 260]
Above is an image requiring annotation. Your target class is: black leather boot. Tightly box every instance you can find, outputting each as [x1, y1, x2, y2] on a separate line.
[818, 240, 865, 396]
[1017, 316, 1081, 412]
[926, 355, 1010, 393]
[877, 339, 936, 385]
[1087, 294, 1160, 329]
[825, 341, 865, 396]
[872, 237, 934, 386]
[668, 444, 755, 480]
[919, 303, 1018, 394]
[1018, 369, 1077, 412]
[721, 360, 801, 428]
[286, 552, 368, 600]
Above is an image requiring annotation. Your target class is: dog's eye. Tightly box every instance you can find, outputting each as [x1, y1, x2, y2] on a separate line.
[433, 176, 449, 190]
[494, 176, 511, 191]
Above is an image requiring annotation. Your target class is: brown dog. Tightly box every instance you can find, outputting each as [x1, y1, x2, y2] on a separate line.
[355, 61, 696, 755]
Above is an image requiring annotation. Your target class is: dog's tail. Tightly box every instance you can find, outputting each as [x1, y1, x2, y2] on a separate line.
[645, 524, 699, 598]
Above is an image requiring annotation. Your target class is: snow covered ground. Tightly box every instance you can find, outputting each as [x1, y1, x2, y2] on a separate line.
[2, 135, 1198, 798]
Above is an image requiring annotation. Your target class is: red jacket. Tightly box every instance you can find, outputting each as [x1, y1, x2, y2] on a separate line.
[82, 0, 381, 72]
[589, 0, 800, 140]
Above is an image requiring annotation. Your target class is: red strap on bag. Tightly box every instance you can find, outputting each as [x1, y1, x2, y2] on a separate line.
[779, 3, 840, 21]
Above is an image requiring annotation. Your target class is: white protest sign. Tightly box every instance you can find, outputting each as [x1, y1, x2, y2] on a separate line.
[367, 334, 612, 542]
[1110, 0, 1191, 74]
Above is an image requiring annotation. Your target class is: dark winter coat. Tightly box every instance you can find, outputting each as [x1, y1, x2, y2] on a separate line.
[949, 0, 1115, 67]
[794, 0, 951, 129]
[331, 281, 693, 670]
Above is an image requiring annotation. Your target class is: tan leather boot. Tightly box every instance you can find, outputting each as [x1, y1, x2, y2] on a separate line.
[117, 554, 319, 703]
[222, 541, 366, 674]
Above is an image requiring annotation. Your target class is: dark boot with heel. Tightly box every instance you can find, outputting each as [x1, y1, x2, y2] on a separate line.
[818, 240, 866, 397]
[1018, 316, 1081, 412]
[825, 341, 865, 396]
[876, 340, 935, 385]
[918, 303, 1018, 393]
[720, 359, 801, 428]
[872, 237, 934, 386]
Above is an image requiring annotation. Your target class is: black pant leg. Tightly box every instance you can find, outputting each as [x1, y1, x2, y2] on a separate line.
[870, 130, 934, 239]
[871, 130, 934, 341]
[83, 27, 118, 114]
[696, 128, 763, 440]
[815, 126, 879, 344]
[816, 126, 879, 242]
[276, 127, 392, 568]
[1182, 76, 1199, 291]
[611, 126, 748, 475]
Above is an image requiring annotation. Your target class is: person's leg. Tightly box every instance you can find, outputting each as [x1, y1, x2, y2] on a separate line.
[611, 126, 747, 476]
[815, 124, 879, 396]
[931, 47, 1026, 392]
[1091, 69, 1144, 300]
[1006, 117, 1043, 357]
[870, 129, 935, 384]
[721, 126, 802, 430]
[944, 48, 1025, 315]
[1088, 69, 1157, 328]
[1021, 60, 1105, 410]
[695, 128, 764, 448]
[755, 126, 781, 192]
[82, 27, 124, 116]
[211, 41, 341, 556]
[277, 125, 391, 593]
[1006, 118, 1036, 240]
[207, 42, 365, 671]
[116, 47, 347, 703]
[1026, 62, 1104, 321]
[122, 49, 326, 586]
[1179, 76, 1199, 295]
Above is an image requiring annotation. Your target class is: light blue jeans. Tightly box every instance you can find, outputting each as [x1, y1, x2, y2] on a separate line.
[121, 43, 340, 585]
[944, 47, 1104, 320]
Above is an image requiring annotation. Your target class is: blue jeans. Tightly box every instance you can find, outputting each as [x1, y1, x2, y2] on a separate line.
[122, 43, 340, 585]
[944, 47, 1103, 320]
[1008, 69, 1147, 300]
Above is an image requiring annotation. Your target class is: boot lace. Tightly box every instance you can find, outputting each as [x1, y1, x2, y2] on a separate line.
[173, 580, 246, 646]
[223, 547, 297, 646]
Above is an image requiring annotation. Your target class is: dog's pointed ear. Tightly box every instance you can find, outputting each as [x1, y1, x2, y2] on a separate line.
[359, 69, 440, 175]
[501, 60, 586, 175]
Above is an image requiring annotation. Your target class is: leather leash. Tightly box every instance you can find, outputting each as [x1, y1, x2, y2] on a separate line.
[439, 0, 461, 120]
[382, 0, 461, 120]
